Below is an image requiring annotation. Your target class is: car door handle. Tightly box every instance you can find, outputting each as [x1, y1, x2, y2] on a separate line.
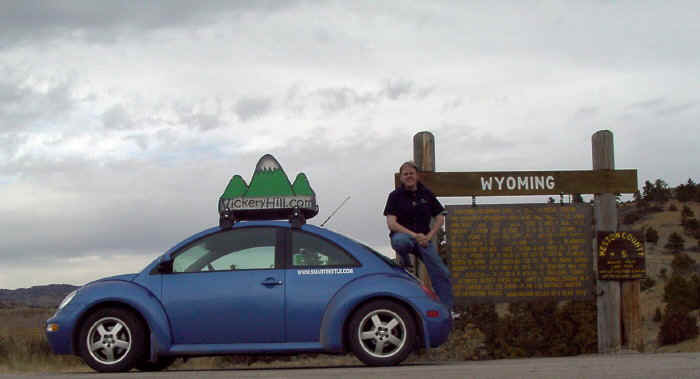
[261, 278, 283, 287]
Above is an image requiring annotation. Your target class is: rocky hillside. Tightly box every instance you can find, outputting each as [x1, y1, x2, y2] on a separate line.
[619, 199, 700, 351]
[0, 284, 79, 308]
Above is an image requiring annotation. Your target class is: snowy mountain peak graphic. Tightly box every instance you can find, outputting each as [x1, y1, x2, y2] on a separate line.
[255, 154, 282, 172]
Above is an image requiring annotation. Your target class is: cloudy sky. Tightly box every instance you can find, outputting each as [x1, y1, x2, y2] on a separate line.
[1, 1, 698, 289]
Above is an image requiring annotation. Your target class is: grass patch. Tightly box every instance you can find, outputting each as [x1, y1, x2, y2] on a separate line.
[0, 308, 85, 373]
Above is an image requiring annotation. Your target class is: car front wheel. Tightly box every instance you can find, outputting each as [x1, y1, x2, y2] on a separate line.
[78, 307, 147, 372]
[348, 300, 416, 366]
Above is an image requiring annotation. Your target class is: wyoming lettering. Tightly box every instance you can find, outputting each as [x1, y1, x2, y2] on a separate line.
[480, 175, 556, 191]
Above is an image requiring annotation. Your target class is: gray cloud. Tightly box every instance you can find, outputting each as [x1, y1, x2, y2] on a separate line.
[313, 88, 377, 113]
[627, 98, 665, 110]
[234, 97, 273, 122]
[288, 80, 433, 115]
[0, 133, 28, 160]
[2, 1, 700, 289]
[102, 104, 135, 130]
[0, 74, 79, 131]
[123, 134, 149, 150]
[656, 102, 697, 117]
[0, 0, 300, 47]
[623, 98, 697, 118]
[381, 79, 414, 100]
[573, 106, 599, 120]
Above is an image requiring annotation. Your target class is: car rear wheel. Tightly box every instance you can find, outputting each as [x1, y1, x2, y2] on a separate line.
[78, 307, 147, 372]
[348, 300, 416, 366]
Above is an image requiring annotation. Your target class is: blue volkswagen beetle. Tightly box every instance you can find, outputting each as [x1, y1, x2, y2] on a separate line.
[45, 220, 452, 372]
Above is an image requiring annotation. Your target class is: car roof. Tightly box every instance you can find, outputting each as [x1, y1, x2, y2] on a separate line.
[161, 220, 365, 257]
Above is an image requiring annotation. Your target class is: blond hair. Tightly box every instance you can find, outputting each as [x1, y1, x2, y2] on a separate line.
[399, 161, 418, 174]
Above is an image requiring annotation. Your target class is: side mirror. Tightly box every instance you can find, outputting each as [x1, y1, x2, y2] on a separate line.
[156, 259, 173, 274]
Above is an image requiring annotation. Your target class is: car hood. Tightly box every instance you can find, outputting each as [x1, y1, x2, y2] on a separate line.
[94, 273, 138, 283]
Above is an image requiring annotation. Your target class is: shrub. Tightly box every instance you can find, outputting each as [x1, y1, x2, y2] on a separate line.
[641, 277, 656, 291]
[0, 335, 7, 363]
[658, 305, 699, 345]
[437, 303, 496, 360]
[683, 218, 699, 234]
[646, 227, 659, 244]
[663, 274, 699, 310]
[681, 205, 695, 220]
[643, 179, 672, 203]
[671, 253, 698, 277]
[675, 179, 698, 202]
[486, 300, 596, 358]
[665, 232, 685, 253]
[623, 213, 641, 225]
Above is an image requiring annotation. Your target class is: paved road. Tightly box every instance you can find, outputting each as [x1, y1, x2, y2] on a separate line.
[4, 353, 700, 379]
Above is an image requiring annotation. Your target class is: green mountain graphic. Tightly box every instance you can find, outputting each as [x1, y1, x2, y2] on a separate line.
[218, 154, 319, 221]
[221, 175, 248, 198]
[292, 173, 314, 196]
[246, 169, 295, 197]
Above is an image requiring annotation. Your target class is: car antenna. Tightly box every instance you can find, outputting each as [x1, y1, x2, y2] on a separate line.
[320, 196, 350, 227]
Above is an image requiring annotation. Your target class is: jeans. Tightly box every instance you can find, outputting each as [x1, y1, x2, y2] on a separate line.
[390, 233, 454, 310]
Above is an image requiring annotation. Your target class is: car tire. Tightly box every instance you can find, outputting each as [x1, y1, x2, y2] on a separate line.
[348, 300, 416, 366]
[78, 307, 147, 373]
[135, 356, 177, 371]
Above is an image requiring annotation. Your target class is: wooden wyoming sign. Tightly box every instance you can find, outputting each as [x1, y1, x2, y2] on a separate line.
[399, 170, 637, 197]
[401, 130, 642, 354]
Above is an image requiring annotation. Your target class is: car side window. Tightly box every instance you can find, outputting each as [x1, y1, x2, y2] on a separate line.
[172, 227, 278, 273]
[290, 230, 359, 268]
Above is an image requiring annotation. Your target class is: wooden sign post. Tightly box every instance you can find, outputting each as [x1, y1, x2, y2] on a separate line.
[397, 130, 641, 354]
[592, 131, 623, 353]
[413, 132, 436, 289]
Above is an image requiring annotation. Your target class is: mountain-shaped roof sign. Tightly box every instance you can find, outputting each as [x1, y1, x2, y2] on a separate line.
[218, 154, 318, 224]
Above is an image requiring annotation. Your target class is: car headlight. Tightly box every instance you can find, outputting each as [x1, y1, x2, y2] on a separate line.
[58, 290, 77, 310]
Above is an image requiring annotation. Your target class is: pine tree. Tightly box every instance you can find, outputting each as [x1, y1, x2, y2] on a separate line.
[643, 179, 672, 203]
[646, 227, 659, 244]
[681, 205, 695, 221]
[675, 178, 698, 202]
[665, 232, 685, 254]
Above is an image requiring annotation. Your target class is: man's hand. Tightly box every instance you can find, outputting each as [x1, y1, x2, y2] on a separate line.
[415, 233, 430, 247]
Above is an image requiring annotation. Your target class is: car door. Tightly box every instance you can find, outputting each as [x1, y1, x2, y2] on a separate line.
[162, 226, 286, 345]
[284, 229, 360, 342]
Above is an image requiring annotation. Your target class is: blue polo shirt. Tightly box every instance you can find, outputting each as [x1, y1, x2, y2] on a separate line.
[383, 182, 444, 235]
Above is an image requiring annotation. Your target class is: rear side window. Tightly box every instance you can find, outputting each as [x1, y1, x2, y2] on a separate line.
[289, 230, 359, 268]
[172, 227, 278, 272]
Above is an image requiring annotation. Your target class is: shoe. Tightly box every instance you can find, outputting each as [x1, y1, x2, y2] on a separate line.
[451, 311, 461, 320]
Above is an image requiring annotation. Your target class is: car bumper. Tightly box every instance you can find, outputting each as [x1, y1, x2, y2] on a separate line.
[424, 311, 451, 347]
[45, 303, 81, 355]
[409, 297, 451, 348]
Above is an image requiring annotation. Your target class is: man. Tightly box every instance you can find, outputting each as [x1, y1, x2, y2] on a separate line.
[383, 161, 455, 313]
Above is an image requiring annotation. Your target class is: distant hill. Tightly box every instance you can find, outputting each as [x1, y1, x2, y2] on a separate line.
[0, 284, 79, 308]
